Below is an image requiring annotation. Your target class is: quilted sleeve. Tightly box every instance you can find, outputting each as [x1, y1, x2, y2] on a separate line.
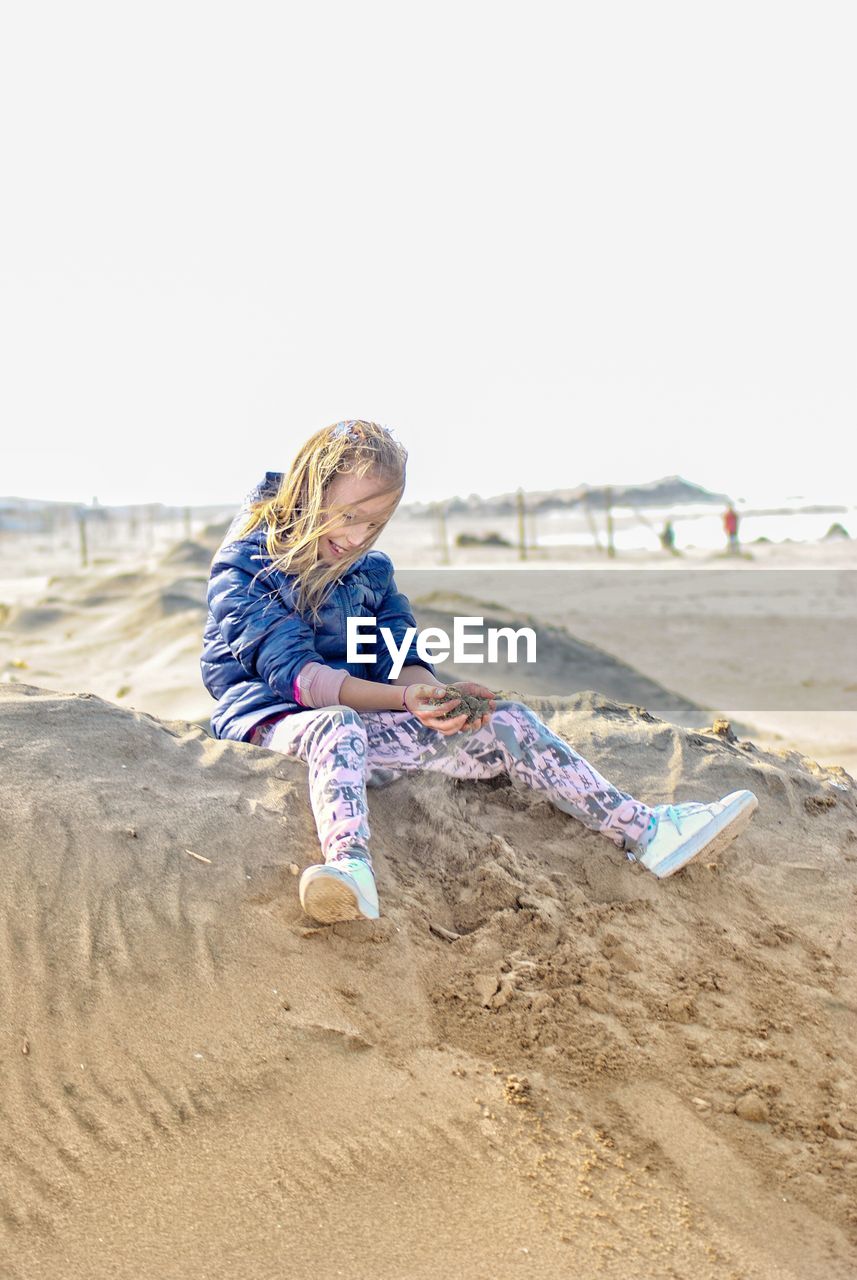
[207, 555, 324, 700]
[371, 555, 438, 684]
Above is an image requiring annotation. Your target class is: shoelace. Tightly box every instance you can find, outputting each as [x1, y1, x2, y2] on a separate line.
[627, 802, 712, 864]
[663, 804, 684, 834]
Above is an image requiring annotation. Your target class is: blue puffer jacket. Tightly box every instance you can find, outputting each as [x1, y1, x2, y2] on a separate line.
[200, 472, 437, 742]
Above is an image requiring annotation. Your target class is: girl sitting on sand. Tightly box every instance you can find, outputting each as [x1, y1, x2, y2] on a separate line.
[201, 420, 758, 924]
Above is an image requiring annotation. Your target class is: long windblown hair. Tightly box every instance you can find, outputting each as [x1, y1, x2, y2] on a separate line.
[237, 420, 407, 624]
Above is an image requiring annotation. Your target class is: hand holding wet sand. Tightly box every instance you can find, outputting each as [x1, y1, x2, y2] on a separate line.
[404, 682, 496, 735]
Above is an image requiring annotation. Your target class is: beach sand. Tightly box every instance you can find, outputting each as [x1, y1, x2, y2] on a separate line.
[1, 527, 856, 1278]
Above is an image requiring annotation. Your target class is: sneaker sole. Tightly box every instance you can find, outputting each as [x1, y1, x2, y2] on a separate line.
[646, 790, 759, 879]
[300, 868, 379, 924]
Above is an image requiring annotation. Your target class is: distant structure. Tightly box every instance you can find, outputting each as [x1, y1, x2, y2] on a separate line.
[404, 475, 731, 520]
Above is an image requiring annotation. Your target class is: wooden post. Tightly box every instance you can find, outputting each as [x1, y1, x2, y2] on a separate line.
[516, 487, 527, 561]
[582, 492, 602, 553]
[78, 510, 88, 567]
[528, 503, 538, 555]
[435, 502, 450, 565]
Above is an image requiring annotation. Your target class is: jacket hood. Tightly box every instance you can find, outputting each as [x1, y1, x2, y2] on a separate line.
[245, 471, 285, 508]
[230, 471, 372, 579]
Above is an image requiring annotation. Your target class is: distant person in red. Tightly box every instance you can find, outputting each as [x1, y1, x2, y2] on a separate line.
[723, 504, 739, 552]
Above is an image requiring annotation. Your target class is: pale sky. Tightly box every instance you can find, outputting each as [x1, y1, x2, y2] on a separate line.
[1, 2, 854, 509]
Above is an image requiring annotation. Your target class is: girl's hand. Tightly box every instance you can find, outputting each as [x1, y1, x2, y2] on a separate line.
[402, 682, 496, 736]
[403, 684, 467, 735]
[447, 681, 497, 733]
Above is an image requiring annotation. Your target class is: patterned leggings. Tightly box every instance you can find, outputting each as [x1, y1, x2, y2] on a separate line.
[256, 699, 655, 865]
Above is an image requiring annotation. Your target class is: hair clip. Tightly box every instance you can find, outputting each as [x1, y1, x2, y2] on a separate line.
[331, 420, 361, 442]
[330, 420, 399, 446]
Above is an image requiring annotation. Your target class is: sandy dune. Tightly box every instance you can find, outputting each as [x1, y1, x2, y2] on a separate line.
[1, 680, 855, 1278]
[1, 531, 856, 1277]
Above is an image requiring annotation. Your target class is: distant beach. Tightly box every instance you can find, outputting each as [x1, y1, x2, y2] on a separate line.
[2, 505, 855, 776]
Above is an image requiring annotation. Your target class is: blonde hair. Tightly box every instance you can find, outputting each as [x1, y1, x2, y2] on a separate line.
[237, 420, 407, 624]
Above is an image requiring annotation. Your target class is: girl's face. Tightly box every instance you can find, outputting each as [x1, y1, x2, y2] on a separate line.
[317, 472, 401, 566]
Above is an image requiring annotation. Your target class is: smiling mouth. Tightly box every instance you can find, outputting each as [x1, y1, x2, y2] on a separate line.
[329, 539, 348, 556]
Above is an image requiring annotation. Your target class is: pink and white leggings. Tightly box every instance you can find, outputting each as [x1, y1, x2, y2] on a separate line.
[252, 699, 656, 865]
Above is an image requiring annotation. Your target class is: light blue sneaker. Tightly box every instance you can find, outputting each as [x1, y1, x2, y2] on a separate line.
[298, 855, 380, 923]
[627, 789, 759, 879]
